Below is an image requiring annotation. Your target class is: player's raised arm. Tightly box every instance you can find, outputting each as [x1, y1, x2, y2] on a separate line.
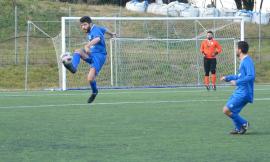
[105, 29, 116, 38]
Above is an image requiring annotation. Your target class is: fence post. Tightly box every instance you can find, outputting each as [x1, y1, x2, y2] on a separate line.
[25, 21, 31, 91]
[15, 5, 18, 64]
[258, 11, 261, 63]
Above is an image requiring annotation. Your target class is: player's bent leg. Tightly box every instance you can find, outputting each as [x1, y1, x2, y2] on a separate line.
[63, 63, 77, 74]
[62, 53, 77, 74]
[75, 49, 89, 60]
[87, 68, 98, 103]
[76, 49, 93, 65]
[62, 49, 88, 74]
[223, 104, 248, 135]
[230, 100, 249, 134]
[223, 106, 241, 134]
[70, 49, 84, 71]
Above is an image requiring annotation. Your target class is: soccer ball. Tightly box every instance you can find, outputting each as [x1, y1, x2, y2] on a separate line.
[61, 52, 72, 64]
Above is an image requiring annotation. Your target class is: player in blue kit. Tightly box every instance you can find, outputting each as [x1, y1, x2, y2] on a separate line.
[220, 41, 255, 135]
[62, 16, 116, 103]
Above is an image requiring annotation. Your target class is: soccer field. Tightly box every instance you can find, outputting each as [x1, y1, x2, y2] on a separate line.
[1, 85, 270, 162]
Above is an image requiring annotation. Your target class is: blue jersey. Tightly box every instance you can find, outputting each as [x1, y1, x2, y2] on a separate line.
[87, 24, 107, 54]
[225, 55, 255, 103]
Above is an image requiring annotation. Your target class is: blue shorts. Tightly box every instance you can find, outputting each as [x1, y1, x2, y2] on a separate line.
[84, 53, 106, 75]
[226, 96, 248, 114]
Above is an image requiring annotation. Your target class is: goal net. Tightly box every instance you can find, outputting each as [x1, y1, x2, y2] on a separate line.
[57, 17, 244, 90]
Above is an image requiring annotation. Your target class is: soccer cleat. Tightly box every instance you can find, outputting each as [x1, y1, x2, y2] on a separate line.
[87, 92, 98, 103]
[205, 85, 210, 91]
[239, 122, 249, 134]
[212, 85, 216, 91]
[229, 122, 249, 135]
[229, 129, 240, 135]
[238, 128, 247, 134]
[243, 122, 250, 130]
[63, 62, 76, 74]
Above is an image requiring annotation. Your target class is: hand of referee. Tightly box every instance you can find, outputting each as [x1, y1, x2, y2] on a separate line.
[212, 52, 218, 56]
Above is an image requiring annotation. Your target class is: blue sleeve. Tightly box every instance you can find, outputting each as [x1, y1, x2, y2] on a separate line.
[236, 61, 255, 86]
[99, 26, 107, 35]
[92, 26, 107, 39]
[91, 28, 101, 39]
[225, 75, 238, 82]
[90, 27, 102, 39]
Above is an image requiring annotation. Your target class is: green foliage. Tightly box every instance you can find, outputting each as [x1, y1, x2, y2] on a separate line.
[0, 0, 270, 90]
[0, 65, 25, 89]
[0, 65, 59, 89]
[255, 61, 270, 83]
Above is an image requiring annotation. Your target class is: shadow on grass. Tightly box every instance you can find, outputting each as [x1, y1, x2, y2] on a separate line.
[245, 131, 270, 136]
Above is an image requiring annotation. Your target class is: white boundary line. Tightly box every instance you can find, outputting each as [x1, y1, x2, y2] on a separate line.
[1, 84, 270, 94]
[0, 88, 270, 97]
[0, 98, 270, 109]
[0, 90, 214, 97]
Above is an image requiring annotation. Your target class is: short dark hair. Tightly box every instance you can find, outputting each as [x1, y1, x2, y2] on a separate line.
[207, 31, 213, 34]
[80, 16, 92, 24]
[238, 41, 249, 54]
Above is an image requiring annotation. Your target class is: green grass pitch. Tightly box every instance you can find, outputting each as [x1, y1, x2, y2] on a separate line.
[1, 85, 270, 162]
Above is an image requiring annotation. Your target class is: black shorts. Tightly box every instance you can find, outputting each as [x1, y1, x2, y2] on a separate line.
[204, 57, 216, 75]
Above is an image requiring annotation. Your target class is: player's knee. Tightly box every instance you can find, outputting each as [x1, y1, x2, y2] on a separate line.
[223, 106, 228, 113]
[223, 106, 231, 116]
[87, 76, 94, 82]
[87, 78, 94, 83]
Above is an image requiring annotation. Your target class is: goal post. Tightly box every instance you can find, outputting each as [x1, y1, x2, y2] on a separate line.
[59, 16, 244, 90]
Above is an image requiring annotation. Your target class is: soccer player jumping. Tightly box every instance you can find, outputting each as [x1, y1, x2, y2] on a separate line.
[62, 16, 116, 103]
[220, 41, 255, 135]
